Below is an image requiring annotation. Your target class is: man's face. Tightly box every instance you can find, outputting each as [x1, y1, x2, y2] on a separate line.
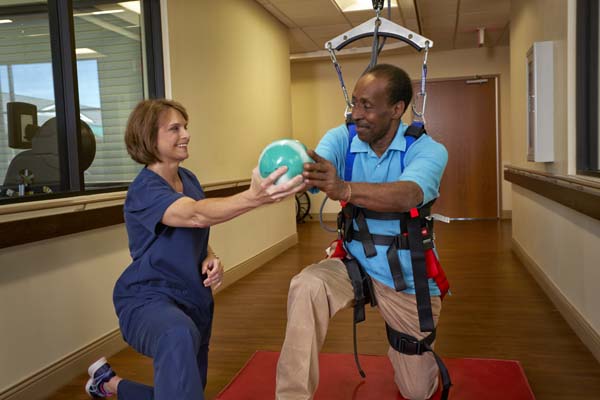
[350, 74, 404, 146]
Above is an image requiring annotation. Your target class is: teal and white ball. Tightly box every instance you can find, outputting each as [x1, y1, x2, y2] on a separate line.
[258, 139, 313, 185]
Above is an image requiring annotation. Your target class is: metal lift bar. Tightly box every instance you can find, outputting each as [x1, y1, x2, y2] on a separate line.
[325, 17, 433, 52]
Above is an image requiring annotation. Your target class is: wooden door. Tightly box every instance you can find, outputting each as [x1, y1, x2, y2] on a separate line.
[409, 78, 499, 219]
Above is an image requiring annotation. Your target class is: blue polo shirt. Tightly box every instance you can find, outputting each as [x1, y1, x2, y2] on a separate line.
[113, 167, 212, 333]
[315, 122, 448, 294]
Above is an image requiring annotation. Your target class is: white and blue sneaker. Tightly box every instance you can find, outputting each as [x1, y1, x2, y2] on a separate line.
[85, 357, 116, 398]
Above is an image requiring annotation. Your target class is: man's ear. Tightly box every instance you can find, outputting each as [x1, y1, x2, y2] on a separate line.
[391, 100, 405, 119]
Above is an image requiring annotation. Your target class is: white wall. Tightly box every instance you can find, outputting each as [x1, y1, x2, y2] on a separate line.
[509, 0, 600, 351]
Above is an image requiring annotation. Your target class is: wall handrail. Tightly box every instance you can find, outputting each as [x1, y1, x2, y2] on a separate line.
[0, 178, 252, 249]
[0, 178, 252, 217]
[505, 165, 600, 194]
[504, 165, 600, 221]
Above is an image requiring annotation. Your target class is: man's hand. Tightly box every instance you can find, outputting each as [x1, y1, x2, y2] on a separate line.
[302, 150, 350, 201]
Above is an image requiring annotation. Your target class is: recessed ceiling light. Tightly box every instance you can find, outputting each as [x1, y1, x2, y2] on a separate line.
[334, 0, 397, 12]
[75, 47, 98, 55]
[0, 19, 13, 24]
[119, 1, 141, 14]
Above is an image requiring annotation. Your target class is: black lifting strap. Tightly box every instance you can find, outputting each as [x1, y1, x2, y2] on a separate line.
[386, 233, 408, 292]
[386, 324, 452, 400]
[345, 204, 408, 292]
[341, 202, 435, 331]
[343, 257, 376, 378]
[354, 209, 377, 257]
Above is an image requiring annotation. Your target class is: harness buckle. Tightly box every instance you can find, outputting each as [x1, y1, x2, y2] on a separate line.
[406, 336, 423, 354]
[427, 213, 451, 224]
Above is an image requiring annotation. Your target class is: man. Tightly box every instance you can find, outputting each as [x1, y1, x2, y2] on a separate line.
[276, 64, 449, 400]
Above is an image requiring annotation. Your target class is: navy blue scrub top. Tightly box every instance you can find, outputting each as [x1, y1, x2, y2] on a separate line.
[114, 167, 211, 317]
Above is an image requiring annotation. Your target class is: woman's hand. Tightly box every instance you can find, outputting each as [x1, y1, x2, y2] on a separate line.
[248, 166, 306, 205]
[202, 254, 223, 289]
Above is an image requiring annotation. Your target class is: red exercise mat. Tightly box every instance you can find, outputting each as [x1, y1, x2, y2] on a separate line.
[215, 351, 535, 400]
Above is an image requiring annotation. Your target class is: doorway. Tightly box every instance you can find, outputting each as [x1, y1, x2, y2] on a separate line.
[410, 77, 500, 219]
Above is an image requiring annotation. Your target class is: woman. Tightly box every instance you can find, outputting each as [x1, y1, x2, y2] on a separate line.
[84, 99, 304, 399]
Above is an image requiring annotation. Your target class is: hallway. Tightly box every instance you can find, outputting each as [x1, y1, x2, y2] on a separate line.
[47, 220, 600, 399]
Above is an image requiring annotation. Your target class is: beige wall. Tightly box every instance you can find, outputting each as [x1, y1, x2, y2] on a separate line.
[512, 187, 600, 332]
[0, 0, 296, 395]
[0, 225, 129, 393]
[510, 0, 569, 173]
[166, 0, 297, 268]
[510, 0, 600, 349]
[168, 0, 293, 184]
[291, 46, 512, 214]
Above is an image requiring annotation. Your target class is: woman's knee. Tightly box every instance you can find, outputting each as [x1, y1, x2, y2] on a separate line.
[156, 324, 202, 355]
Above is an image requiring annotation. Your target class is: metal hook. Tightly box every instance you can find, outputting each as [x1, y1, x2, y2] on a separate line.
[372, 0, 384, 12]
[411, 41, 430, 123]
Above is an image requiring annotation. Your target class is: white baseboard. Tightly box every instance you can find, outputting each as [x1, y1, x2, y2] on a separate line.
[0, 233, 298, 400]
[0, 329, 126, 400]
[214, 232, 298, 294]
[512, 238, 600, 364]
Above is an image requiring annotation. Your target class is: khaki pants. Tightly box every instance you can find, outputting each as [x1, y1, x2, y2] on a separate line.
[276, 258, 442, 400]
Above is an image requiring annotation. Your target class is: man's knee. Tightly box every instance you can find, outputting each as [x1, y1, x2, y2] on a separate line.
[289, 269, 326, 298]
[396, 376, 438, 400]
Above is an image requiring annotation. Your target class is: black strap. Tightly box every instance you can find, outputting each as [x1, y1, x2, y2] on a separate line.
[386, 239, 408, 291]
[360, 205, 432, 221]
[386, 324, 452, 400]
[344, 258, 371, 323]
[405, 123, 427, 139]
[355, 210, 377, 257]
[339, 202, 437, 331]
[434, 351, 452, 400]
[343, 258, 377, 378]
[338, 202, 434, 239]
[406, 209, 435, 332]
[345, 228, 434, 250]
[385, 324, 435, 355]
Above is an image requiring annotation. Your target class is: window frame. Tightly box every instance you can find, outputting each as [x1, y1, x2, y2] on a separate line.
[0, 0, 165, 206]
[577, 0, 600, 177]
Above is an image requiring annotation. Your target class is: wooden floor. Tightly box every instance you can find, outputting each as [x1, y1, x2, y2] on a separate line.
[47, 220, 600, 400]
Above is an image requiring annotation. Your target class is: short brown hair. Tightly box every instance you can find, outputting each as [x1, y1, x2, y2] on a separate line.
[124, 99, 189, 165]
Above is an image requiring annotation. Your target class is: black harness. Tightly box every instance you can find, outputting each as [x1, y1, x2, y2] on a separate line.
[340, 124, 451, 399]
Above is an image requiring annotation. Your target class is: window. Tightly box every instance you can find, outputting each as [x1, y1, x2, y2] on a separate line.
[0, 4, 59, 197]
[0, 0, 164, 204]
[577, 0, 600, 177]
[73, 0, 145, 186]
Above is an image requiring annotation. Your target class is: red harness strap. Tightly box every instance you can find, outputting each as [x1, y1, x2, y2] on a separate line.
[423, 232, 450, 299]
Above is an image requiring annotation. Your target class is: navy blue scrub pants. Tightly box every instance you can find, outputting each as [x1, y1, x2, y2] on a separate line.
[117, 297, 213, 400]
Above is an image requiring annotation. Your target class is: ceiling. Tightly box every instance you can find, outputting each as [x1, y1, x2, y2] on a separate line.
[255, 0, 510, 58]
